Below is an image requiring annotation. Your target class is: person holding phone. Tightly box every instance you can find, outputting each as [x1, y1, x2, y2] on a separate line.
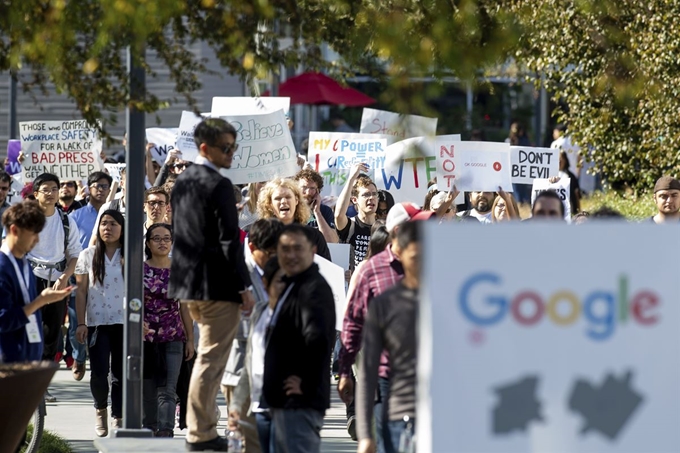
[74, 210, 126, 438]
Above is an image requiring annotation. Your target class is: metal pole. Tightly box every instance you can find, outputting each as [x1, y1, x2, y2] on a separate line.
[9, 72, 17, 139]
[116, 45, 150, 437]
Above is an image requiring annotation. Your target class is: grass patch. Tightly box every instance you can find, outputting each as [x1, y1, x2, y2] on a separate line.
[19, 427, 74, 453]
[581, 191, 656, 220]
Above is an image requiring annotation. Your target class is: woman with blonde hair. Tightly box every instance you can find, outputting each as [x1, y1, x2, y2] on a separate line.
[256, 178, 331, 260]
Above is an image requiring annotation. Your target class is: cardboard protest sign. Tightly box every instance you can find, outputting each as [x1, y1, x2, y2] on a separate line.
[218, 110, 298, 184]
[309, 132, 390, 197]
[511, 146, 559, 185]
[442, 141, 512, 192]
[314, 254, 347, 331]
[146, 128, 178, 166]
[360, 108, 437, 140]
[420, 222, 680, 453]
[104, 163, 126, 183]
[20, 120, 103, 182]
[376, 135, 462, 205]
[5, 140, 21, 175]
[531, 176, 572, 221]
[211, 97, 291, 117]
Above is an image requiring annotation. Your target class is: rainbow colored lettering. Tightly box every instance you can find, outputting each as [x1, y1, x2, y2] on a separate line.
[459, 273, 660, 341]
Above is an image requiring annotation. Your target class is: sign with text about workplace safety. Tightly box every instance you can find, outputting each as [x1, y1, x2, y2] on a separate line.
[418, 222, 680, 453]
[437, 140, 513, 192]
[376, 135, 462, 205]
[511, 146, 560, 185]
[20, 120, 104, 182]
[309, 132, 391, 197]
[219, 109, 298, 184]
[360, 108, 437, 140]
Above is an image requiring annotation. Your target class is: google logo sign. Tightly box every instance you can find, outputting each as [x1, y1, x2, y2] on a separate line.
[459, 272, 660, 341]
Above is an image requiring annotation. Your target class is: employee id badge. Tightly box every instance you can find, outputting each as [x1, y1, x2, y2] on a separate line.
[25, 314, 41, 344]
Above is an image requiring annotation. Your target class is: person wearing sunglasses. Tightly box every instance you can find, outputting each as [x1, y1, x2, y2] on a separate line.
[57, 180, 84, 214]
[153, 148, 193, 188]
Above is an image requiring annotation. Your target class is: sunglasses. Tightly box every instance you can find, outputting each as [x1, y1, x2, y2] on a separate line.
[215, 143, 239, 154]
[60, 182, 76, 188]
[171, 162, 191, 169]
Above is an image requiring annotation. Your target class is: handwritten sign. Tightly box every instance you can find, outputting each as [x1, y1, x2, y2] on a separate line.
[360, 108, 437, 141]
[211, 96, 290, 117]
[5, 140, 21, 175]
[146, 128, 178, 165]
[511, 146, 559, 185]
[20, 120, 103, 182]
[104, 163, 126, 183]
[175, 111, 209, 162]
[531, 176, 572, 221]
[309, 132, 390, 197]
[444, 141, 512, 192]
[218, 110, 298, 184]
[6, 173, 24, 205]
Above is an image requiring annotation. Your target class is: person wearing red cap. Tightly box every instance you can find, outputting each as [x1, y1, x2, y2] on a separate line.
[651, 176, 680, 224]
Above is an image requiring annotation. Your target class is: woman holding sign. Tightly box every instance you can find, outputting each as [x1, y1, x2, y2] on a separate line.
[491, 188, 520, 222]
[257, 178, 331, 261]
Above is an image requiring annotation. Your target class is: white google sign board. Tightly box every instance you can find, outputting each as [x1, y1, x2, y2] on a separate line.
[419, 223, 680, 452]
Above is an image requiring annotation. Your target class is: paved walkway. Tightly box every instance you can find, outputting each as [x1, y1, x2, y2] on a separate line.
[43, 364, 355, 452]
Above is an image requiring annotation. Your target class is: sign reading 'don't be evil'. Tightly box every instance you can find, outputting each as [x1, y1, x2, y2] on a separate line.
[20, 120, 104, 182]
[419, 222, 680, 453]
[309, 132, 391, 197]
[511, 146, 560, 185]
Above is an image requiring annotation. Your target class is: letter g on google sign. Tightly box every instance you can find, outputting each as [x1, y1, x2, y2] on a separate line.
[459, 272, 660, 341]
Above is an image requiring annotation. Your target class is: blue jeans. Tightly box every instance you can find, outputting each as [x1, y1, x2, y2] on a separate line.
[375, 377, 390, 453]
[386, 418, 416, 453]
[271, 408, 324, 453]
[67, 294, 86, 363]
[143, 341, 184, 431]
[256, 411, 276, 453]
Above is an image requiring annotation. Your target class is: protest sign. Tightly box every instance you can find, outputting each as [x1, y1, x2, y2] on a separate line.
[309, 132, 391, 197]
[511, 146, 560, 185]
[314, 254, 347, 331]
[439, 141, 512, 192]
[6, 173, 24, 205]
[5, 140, 21, 175]
[531, 176, 572, 221]
[146, 128, 178, 166]
[20, 120, 103, 182]
[218, 110, 298, 184]
[104, 163, 126, 183]
[419, 222, 680, 453]
[175, 111, 207, 162]
[360, 108, 437, 140]
[211, 97, 290, 117]
[376, 135, 462, 205]
[327, 243, 351, 271]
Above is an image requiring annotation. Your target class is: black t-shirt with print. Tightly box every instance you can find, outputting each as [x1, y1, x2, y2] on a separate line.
[338, 216, 372, 271]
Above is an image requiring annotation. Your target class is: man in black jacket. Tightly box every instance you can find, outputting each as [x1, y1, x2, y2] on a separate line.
[169, 118, 254, 452]
[263, 224, 336, 453]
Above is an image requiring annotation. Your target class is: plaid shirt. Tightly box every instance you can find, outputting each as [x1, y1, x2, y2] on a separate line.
[338, 245, 403, 379]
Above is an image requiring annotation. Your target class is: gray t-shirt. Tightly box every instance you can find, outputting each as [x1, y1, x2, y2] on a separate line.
[356, 282, 418, 440]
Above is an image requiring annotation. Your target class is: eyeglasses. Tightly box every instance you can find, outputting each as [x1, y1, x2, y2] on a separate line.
[146, 201, 167, 208]
[300, 186, 318, 193]
[149, 236, 172, 244]
[90, 183, 110, 191]
[359, 191, 379, 199]
[60, 182, 76, 188]
[37, 188, 59, 195]
[214, 143, 239, 154]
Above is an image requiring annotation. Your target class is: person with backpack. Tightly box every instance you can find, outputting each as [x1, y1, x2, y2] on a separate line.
[27, 173, 83, 402]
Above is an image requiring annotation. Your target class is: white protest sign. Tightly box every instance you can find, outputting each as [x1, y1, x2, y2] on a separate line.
[104, 164, 126, 183]
[511, 146, 560, 185]
[376, 135, 461, 205]
[175, 111, 208, 162]
[19, 120, 104, 182]
[445, 141, 513, 192]
[309, 132, 390, 197]
[219, 110, 298, 184]
[314, 254, 347, 331]
[419, 222, 680, 453]
[532, 176, 572, 221]
[211, 97, 291, 117]
[327, 243, 351, 271]
[6, 173, 24, 205]
[146, 128, 178, 165]
[360, 108, 437, 140]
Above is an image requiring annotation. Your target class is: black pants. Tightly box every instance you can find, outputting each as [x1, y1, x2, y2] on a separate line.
[88, 324, 124, 418]
[37, 277, 68, 362]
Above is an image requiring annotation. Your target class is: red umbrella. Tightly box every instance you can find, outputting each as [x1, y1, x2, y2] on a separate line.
[265, 72, 376, 106]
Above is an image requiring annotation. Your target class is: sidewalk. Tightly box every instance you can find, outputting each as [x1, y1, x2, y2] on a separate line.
[44, 364, 355, 452]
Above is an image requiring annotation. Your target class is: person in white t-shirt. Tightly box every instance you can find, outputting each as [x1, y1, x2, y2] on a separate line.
[457, 191, 494, 224]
